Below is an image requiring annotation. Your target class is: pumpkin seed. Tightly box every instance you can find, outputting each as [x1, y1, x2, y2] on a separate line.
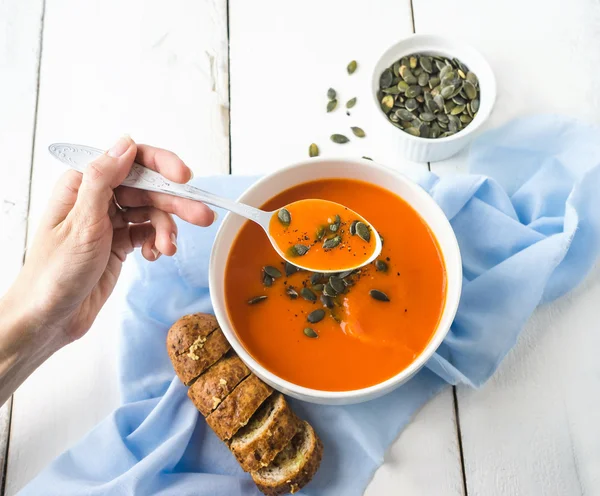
[323, 235, 341, 250]
[329, 214, 341, 232]
[405, 98, 418, 111]
[389, 112, 400, 123]
[398, 81, 409, 92]
[355, 222, 370, 242]
[460, 114, 473, 124]
[426, 99, 439, 114]
[437, 113, 449, 124]
[337, 269, 354, 279]
[346, 97, 357, 108]
[463, 81, 477, 100]
[409, 56, 418, 69]
[286, 286, 299, 299]
[310, 272, 324, 285]
[375, 259, 388, 272]
[248, 295, 267, 305]
[362, 156, 373, 161]
[419, 112, 436, 122]
[452, 95, 467, 105]
[327, 99, 337, 112]
[347, 60, 357, 75]
[316, 225, 326, 240]
[420, 56, 433, 73]
[441, 85, 455, 99]
[289, 244, 309, 257]
[428, 76, 440, 89]
[392, 61, 401, 77]
[380, 69, 393, 88]
[405, 85, 422, 98]
[351, 126, 366, 138]
[350, 220, 358, 235]
[285, 262, 299, 276]
[451, 104, 466, 115]
[277, 208, 291, 227]
[320, 294, 334, 309]
[301, 287, 317, 302]
[264, 266, 282, 278]
[329, 276, 345, 293]
[307, 309, 325, 323]
[418, 72, 429, 87]
[466, 71, 478, 86]
[381, 96, 394, 111]
[312, 283, 325, 292]
[303, 327, 318, 338]
[309, 143, 319, 157]
[419, 123, 431, 138]
[323, 283, 337, 297]
[470, 98, 480, 113]
[327, 88, 336, 100]
[396, 108, 415, 121]
[263, 273, 273, 287]
[331, 134, 349, 144]
[404, 126, 420, 137]
[369, 290, 390, 302]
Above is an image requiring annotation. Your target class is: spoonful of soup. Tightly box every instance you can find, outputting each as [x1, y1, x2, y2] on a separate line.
[48, 143, 382, 273]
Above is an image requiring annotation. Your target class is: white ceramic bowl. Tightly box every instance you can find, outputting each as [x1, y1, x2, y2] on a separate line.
[209, 158, 462, 405]
[371, 34, 496, 163]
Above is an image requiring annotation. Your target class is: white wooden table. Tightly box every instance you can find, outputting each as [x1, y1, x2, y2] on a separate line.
[2, 0, 600, 494]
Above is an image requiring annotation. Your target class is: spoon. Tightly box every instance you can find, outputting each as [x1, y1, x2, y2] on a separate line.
[48, 143, 382, 273]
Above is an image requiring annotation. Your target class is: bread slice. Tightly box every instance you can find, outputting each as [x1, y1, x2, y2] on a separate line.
[230, 393, 301, 472]
[251, 421, 323, 496]
[167, 314, 230, 386]
[188, 352, 251, 416]
[206, 374, 273, 441]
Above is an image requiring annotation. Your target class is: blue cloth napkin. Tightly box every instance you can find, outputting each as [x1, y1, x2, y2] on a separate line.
[21, 115, 600, 495]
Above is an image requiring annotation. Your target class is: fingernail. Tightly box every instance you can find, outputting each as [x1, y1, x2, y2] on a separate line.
[189, 169, 195, 180]
[108, 136, 130, 158]
[170, 232, 178, 248]
[151, 247, 160, 260]
[212, 210, 219, 222]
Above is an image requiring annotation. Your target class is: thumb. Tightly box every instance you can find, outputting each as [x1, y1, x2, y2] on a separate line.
[74, 136, 137, 223]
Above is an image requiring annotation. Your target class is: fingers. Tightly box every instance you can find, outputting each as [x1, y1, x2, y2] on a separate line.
[114, 186, 216, 227]
[44, 170, 83, 228]
[112, 207, 178, 256]
[72, 136, 137, 226]
[111, 223, 159, 263]
[136, 144, 193, 184]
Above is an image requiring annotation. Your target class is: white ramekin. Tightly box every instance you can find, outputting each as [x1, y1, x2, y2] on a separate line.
[209, 158, 462, 405]
[370, 34, 496, 163]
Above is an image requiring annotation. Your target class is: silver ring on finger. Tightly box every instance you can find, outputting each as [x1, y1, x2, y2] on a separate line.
[112, 192, 128, 212]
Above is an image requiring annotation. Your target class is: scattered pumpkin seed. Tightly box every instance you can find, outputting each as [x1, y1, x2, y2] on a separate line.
[263, 273, 273, 287]
[310, 272, 324, 285]
[303, 327, 318, 338]
[355, 222, 371, 242]
[375, 260, 388, 272]
[312, 283, 325, 292]
[289, 244, 309, 257]
[248, 295, 268, 305]
[369, 290, 390, 302]
[320, 294, 334, 309]
[285, 262, 300, 276]
[327, 88, 336, 100]
[277, 208, 291, 227]
[346, 97, 357, 109]
[331, 134, 350, 144]
[327, 99, 337, 112]
[286, 286, 299, 299]
[329, 276, 345, 293]
[362, 156, 373, 161]
[264, 266, 282, 279]
[309, 143, 319, 157]
[323, 282, 337, 297]
[351, 126, 366, 138]
[329, 214, 341, 232]
[301, 287, 317, 302]
[307, 309, 326, 323]
[347, 60, 357, 75]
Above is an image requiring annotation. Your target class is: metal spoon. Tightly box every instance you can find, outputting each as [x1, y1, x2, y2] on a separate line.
[48, 143, 382, 273]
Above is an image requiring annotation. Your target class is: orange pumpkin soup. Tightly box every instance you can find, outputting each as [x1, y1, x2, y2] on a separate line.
[268, 199, 377, 271]
[225, 178, 446, 391]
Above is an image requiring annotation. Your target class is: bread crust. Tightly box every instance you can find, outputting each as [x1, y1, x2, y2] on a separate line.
[188, 352, 251, 416]
[252, 422, 323, 496]
[206, 374, 273, 441]
[230, 393, 301, 472]
[167, 314, 230, 386]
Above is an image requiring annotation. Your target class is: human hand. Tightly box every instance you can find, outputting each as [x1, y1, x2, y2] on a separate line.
[7, 135, 215, 348]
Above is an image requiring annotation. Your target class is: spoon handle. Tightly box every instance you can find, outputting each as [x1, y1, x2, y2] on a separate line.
[48, 143, 265, 223]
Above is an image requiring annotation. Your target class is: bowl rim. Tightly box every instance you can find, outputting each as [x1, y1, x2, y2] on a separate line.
[371, 33, 497, 144]
[209, 157, 463, 401]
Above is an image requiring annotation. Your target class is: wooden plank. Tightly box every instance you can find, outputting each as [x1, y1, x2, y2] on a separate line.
[0, 0, 46, 493]
[228, 1, 463, 494]
[5, 0, 229, 493]
[415, 0, 600, 493]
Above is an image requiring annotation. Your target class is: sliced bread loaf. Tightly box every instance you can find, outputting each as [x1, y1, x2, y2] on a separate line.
[230, 393, 301, 472]
[251, 421, 323, 495]
[188, 352, 251, 416]
[206, 374, 273, 441]
[167, 314, 231, 386]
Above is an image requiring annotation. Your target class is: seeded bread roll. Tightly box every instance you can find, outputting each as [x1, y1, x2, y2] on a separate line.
[206, 374, 273, 441]
[166, 314, 230, 386]
[251, 421, 323, 496]
[188, 352, 251, 416]
[230, 393, 301, 472]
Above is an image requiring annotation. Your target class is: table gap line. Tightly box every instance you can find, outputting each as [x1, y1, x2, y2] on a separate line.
[409, 0, 416, 33]
[226, 0, 232, 175]
[5, 1, 47, 492]
[453, 386, 469, 496]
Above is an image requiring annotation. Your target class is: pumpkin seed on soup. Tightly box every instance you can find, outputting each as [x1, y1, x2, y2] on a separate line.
[263, 266, 282, 279]
[248, 295, 268, 305]
[303, 327, 318, 338]
[323, 235, 341, 250]
[355, 222, 371, 242]
[301, 287, 317, 302]
[286, 286, 299, 299]
[288, 244, 309, 257]
[369, 289, 390, 302]
[307, 309, 326, 323]
[277, 208, 291, 227]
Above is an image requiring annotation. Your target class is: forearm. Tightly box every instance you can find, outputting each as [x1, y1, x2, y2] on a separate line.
[0, 280, 65, 405]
